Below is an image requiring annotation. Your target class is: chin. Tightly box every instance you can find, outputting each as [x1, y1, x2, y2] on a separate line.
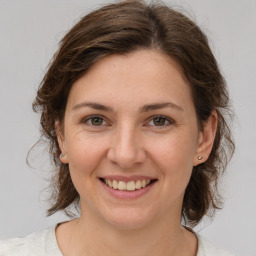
[101, 207, 156, 230]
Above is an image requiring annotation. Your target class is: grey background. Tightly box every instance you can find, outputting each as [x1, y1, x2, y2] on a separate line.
[0, 0, 255, 255]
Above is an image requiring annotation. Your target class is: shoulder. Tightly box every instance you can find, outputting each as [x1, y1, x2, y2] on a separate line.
[0, 227, 62, 256]
[197, 235, 236, 256]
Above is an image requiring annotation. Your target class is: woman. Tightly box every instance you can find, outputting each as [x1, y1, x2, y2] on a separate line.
[0, 0, 235, 255]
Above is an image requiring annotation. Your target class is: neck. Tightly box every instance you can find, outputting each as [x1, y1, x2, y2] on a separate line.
[60, 210, 197, 256]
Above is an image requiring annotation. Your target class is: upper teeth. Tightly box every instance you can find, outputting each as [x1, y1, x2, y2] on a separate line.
[104, 179, 151, 191]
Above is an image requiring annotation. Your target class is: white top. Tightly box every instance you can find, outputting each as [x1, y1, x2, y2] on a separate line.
[0, 225, 236, 256]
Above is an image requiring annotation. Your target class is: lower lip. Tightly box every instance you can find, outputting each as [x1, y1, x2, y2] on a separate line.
[100, 180, 156, 199]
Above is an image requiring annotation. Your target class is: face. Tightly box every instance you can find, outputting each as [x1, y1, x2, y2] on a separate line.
[57, 49, 209, 230]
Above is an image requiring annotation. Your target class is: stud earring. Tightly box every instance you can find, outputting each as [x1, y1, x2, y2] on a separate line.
[198, 156, 202, 160]
[60, 153, 66, 158]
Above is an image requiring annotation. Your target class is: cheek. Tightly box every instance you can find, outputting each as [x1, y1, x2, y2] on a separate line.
[66, 135, 109, 199]
[148, 133, 197, 185]
[149, 132, 197, 165]
[66, 135, 107, 178]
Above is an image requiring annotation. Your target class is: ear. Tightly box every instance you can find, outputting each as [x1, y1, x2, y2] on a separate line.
[193, 111, 218, 166]
[55, 121, 69, 164]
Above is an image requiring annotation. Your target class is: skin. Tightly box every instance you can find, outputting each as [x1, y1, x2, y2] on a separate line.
[56, 49, 217, 256]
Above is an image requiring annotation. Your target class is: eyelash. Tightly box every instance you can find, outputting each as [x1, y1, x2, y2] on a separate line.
[82, 115, 108, 127]
[82, 115, 175, 128]
[146, 115, 174, 127]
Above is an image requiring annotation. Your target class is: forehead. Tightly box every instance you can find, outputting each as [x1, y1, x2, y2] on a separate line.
[67, 49, 194, 113]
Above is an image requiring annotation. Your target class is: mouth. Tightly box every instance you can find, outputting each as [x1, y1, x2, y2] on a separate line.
[99, 178, 157, 192]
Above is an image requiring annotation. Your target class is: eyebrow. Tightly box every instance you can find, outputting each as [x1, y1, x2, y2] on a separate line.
[140, 102, 184, 112]
[72, 102, 184, 112]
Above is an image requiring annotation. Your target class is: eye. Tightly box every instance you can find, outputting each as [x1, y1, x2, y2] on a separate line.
[147, 115, 174, 127]
[82, 115, 107, 126]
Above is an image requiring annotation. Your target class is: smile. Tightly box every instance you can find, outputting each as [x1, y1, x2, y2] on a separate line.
[101, 178, 156, 191]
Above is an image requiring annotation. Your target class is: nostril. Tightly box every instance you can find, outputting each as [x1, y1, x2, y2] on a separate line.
[107, 142, 146, 169]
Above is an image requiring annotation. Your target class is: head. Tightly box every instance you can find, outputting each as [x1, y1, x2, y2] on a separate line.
[33, 0, 234, 227]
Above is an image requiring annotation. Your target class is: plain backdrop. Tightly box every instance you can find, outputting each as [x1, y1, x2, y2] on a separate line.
[0, 0, 255, 255]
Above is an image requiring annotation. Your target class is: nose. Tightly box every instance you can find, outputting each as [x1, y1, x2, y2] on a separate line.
[107, 124, 146, 170]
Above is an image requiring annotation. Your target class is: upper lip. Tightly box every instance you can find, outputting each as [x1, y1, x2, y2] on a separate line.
[99, 175, 157, 182]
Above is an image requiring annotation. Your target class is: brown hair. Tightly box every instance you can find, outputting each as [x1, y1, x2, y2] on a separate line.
[33, 0, 235, 227]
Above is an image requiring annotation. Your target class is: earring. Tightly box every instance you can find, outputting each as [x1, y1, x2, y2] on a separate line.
[60, 153, 66, 158]
[198, 156, 202, 160]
